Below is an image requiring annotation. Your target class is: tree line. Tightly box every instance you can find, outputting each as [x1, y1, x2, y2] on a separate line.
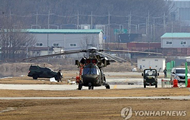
[0, 0, 170, 28]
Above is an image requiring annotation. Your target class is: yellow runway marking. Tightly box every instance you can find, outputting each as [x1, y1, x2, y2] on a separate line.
[113, 85, 117, 89]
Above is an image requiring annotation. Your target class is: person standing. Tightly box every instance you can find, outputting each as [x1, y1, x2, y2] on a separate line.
[57, 70, 63, 82]
[140, 65, 142, 72]
[163, 68, 167, 78]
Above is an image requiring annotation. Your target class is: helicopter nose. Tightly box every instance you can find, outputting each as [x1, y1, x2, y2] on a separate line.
[82, 75, 98, 85]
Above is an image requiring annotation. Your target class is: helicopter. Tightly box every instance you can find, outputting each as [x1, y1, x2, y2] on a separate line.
[74, 47, 120, 90]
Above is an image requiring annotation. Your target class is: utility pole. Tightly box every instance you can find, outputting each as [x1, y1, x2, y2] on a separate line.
[128, 12, 131, 34]
[163, 13, 166, 32]
[150, 24, 152, 40]
[48, 10, 50, 29]
[91, 11, 93, 29]
[107, 12, 110, 43]
[9, 11, 13, 28]
[153, 18, 156, 41]
[36, 12, 38, 28]
[171, 21, 174, 33]
[146, 12, 150, 39]
[77, 12, 79, 29]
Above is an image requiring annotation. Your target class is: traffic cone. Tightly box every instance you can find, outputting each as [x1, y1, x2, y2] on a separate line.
[173, 79, 178, 87]
[186, 79, 190, 87]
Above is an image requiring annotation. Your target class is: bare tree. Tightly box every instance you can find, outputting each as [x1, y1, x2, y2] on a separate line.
[0, 15, 35, 62]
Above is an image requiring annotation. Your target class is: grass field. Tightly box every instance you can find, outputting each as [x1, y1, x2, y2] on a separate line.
[0, 99, 190, 120]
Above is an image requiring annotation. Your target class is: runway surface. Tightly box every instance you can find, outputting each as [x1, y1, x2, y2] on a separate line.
[0, 96, 190, 100]
[0, 77, 170, 90]
[0, 84, 167, 90]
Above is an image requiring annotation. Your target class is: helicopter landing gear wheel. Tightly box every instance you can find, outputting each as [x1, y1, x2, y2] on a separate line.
[144, 83, 146, 88]
[88, 83, 93, 90]
[155, 84, 157, 88]
[78, 81, 83, 90]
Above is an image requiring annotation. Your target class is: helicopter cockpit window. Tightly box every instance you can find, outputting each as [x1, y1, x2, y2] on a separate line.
[83, 67, 97, 75]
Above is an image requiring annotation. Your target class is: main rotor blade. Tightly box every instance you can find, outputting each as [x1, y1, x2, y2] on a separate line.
[98, 52, 126, 63]
[108, 50, 162, 55]
[23, 49, 87, 61]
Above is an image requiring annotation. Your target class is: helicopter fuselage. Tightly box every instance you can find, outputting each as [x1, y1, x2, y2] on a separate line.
[76, 58, 110, 90]
[81, 64, 104, 87]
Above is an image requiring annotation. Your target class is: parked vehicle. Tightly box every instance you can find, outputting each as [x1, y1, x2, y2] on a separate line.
[28, 65, 62, 82]
[142, 68, 159, 88]
[170, 68, 189, 85]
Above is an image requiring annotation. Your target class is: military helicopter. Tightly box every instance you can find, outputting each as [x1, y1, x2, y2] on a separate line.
[74, 47, 123, 90]
[23, 46, 126, 90]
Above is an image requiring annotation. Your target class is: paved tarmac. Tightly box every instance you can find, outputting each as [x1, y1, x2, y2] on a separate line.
[0, 76, 172, 90]
[0, 84, 146, 90]
[0, 96, 190, 100]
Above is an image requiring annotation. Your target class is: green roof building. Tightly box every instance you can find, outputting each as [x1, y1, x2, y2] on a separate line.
[161, 33, 190, 48]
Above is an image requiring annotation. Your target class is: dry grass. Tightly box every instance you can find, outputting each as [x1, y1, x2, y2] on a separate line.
[0, 99, 190, 120]
[0, 62, 136, 77]
[0, 87, 190, 120]
[0, 62, 78, 77]
[0, 88, 189, 97]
